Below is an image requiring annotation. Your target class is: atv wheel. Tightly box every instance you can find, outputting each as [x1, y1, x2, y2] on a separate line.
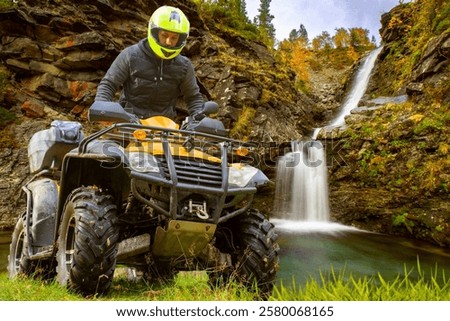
[56, 186, 119, 296]
[7, 214, 34, 278]
[8, 214, 56, 279]
[212, 208, 279, 299]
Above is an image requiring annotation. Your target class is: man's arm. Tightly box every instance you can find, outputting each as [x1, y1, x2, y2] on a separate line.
[95, 50, 130, 102]
[180, 61, 204, 116]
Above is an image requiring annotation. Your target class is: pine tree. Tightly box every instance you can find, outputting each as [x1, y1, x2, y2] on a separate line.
[238, 0, 248, 19]
[289, 24, 309, 45]
[197, 0, 255, 36]
[256, 0, 276, 44]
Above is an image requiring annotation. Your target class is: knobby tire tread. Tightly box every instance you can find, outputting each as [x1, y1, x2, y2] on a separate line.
[57, 186, 119, 296]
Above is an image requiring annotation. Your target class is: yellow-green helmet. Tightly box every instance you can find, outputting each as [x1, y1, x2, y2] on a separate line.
[148, 6, 190, 60]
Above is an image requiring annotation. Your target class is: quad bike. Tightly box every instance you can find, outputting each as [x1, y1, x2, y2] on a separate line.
[8, 101, 279, 299]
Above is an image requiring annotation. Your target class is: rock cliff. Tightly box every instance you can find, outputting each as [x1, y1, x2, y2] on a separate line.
[0, 0, 316, 227]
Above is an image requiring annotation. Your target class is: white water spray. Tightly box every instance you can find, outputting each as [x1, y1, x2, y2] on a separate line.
[274, 47, 383, 223]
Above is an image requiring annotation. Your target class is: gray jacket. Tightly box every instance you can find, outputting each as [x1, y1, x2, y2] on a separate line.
[95, 38, 204, 120]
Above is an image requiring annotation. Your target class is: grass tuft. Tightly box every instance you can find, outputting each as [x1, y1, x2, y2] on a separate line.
[1, 262, 449, 301]
[272, 261, 450, 301]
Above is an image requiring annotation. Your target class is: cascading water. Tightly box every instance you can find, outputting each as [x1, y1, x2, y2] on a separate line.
[312, 46, 384, 139]
[273, 140, 329, 221]
[329, 46, 383, 128]
[274, 47, 383, 222]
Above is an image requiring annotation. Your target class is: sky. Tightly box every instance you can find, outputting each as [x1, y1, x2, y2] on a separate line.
[245, 0, 409, 44]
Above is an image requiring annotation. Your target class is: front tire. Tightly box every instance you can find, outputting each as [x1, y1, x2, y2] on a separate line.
[56, 186, 119, 296]
[212, 209, 280, 299]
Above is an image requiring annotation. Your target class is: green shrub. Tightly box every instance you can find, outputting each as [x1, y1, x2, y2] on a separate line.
[0, 0, 17, 9]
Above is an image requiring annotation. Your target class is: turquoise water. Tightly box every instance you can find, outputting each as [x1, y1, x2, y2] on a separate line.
[273, 219, 450, 286]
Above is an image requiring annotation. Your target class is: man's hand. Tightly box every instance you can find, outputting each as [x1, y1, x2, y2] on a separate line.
[192, 112, 205, 121]
[126, 112, 141, 124]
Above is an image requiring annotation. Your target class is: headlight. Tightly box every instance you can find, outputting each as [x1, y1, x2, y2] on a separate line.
[228, 164, 268, 187]
[127, 152, 160, 173]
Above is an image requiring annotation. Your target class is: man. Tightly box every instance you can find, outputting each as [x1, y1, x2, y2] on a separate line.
[95, 6, 204, 120]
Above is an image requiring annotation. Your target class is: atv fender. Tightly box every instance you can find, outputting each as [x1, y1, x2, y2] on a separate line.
[24, 178, 58, 249]
[55, 139, 130, 238]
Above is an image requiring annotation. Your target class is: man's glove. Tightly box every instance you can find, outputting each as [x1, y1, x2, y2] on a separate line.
[192, 112, 206, 121]
[126, 112, 141, 124]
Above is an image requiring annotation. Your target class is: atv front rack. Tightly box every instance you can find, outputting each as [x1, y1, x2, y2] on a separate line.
[77, 122, 261, 224]
[78, 122, 256, 157]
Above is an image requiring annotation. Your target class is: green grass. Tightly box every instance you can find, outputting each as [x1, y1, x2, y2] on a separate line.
[273, 264, 450, 301]
[1, 263, 449, 301]
[0, 271, 257, 301]
[106, 271, 257, 301]
[0, 273, 82, 301]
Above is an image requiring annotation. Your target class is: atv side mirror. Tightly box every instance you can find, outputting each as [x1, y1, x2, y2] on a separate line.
[202, 101, 219, 116]
[88, 101, 139, 123]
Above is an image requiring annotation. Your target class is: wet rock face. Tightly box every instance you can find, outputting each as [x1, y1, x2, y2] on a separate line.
[371, 2, 449, 101]
[0, 0, 153, 118]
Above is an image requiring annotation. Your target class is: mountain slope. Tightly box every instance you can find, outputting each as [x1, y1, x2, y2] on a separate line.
[329, 0, 450, 246]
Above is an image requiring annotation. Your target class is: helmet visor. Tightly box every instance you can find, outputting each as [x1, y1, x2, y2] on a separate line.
[151, 27, 188, 50]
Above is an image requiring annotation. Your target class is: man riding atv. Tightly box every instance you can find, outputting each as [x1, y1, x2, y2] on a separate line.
[8, 6, 280, 300]
[95, 5, 204, 122]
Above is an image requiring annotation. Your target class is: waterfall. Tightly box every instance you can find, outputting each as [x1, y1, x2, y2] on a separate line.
[313, 46, 383, 139]
[274, 47, 382, 222]
[329, 46, 383, 128]
[273, 140, 329, 221]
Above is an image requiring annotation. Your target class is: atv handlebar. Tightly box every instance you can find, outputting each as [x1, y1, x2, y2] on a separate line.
[88, 101, 140, 124]
[89, 101, 219, 125]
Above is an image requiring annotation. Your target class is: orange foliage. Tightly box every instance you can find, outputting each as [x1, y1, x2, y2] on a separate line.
[290, 40, 311, 83]
[346, 46, 359, 62]
[278, 39, 310, 84]
[333, 28, 350, 48]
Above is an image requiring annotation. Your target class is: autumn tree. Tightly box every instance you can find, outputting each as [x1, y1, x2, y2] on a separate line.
[312, 31, 333, 51]
[277, 23, 310, 91]
[290, 39, 311, 86]
[333, 28, 351, 48]
[349, 27, 371, 47]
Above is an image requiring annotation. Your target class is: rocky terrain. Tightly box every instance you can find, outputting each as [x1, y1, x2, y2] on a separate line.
[325, 3, 450, 245]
